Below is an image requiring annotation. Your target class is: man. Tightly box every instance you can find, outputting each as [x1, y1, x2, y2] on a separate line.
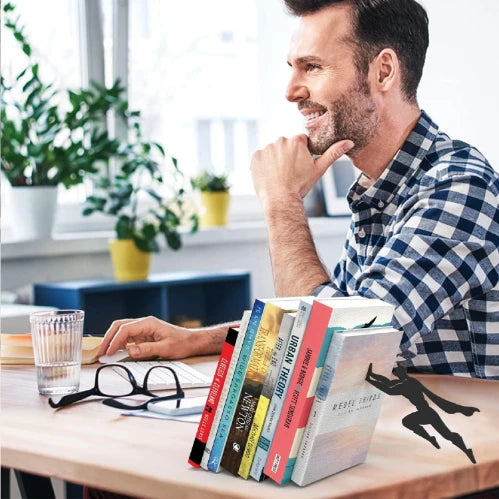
[99, 0, 499, 379]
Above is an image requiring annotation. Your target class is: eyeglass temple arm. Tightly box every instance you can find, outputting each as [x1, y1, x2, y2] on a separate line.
[48, 388, 95, 409]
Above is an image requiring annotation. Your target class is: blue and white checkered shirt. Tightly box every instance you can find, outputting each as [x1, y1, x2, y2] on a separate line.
[314, 111, 499, 379]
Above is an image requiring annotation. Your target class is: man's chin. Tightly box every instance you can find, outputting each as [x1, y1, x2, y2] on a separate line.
[307, 136, 334, 156]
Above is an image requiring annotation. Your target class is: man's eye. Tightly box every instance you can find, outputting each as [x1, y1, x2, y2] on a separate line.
[306, 64, 320, 72]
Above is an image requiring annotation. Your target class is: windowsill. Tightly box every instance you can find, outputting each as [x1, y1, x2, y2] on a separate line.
[1, 217, 351, 261]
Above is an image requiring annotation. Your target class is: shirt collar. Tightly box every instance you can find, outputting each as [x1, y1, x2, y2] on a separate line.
[348, 110, 439, 211]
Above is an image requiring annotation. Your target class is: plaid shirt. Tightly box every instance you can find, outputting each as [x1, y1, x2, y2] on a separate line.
[314, 111, 499, 379]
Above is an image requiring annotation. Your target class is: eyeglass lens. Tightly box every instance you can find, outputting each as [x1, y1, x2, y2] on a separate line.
[96, 365, 135, 397]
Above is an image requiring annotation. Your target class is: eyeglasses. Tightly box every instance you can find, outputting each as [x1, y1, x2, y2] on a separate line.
[48, 364, 185, 410]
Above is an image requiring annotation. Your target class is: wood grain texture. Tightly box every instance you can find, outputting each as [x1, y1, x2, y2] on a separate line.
[1, 359, 498, 499]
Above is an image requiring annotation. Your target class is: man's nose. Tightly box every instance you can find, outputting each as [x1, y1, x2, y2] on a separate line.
[285, 77, 309, 103]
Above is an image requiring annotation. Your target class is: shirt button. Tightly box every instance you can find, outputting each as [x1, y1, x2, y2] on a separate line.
[358, 228, 366, 238]
[378, 201, 384, 208]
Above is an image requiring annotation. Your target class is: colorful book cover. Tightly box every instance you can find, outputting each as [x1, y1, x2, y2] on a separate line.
[238, 311, 296, 478]
[221, 299, 300, 475]
[265, 297, 394, 484]
[200, 311, 251, 470]
[188, 326, 240, 467]
[291, 327, 402, 486]
[249, 298, 315, 482]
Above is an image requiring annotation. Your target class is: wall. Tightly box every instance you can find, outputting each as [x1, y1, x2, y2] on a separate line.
[418, 0, 499, 169]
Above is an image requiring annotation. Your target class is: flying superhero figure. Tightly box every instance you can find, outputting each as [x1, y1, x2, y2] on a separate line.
[365, 364, 479, 463]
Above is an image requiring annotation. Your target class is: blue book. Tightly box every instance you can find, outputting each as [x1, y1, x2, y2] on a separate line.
[207, 299, 265, 472]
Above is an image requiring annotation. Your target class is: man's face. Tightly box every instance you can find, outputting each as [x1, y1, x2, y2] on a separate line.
[286, 5, 379, 155]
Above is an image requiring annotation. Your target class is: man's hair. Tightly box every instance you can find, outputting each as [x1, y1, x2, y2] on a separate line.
[284, 0, 429, 102]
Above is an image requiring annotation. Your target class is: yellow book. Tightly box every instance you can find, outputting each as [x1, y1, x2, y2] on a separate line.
[238, 312, 296, 478]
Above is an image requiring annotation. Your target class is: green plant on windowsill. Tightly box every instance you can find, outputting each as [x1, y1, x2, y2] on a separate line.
[82, 100, 199, 253]
[1, 1, 197, 252]
[0, 2, 120, 188]
[191, 171, 230, 192]
[191, 171, 231, 227]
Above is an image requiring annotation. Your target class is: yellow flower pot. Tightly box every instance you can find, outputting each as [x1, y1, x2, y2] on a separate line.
[109, 239, 151, 281]
[200, 191, 230, 227]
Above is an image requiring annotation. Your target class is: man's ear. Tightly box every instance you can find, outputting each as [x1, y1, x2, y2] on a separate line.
[371, 48, 399, 93]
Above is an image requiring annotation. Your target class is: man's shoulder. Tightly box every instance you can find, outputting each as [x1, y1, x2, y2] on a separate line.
[416, 131, 498, 192]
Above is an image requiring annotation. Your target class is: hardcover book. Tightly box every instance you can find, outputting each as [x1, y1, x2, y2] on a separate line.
[188, 326, 240, 467]
[238, 311, 296, 478]
[200, 310, 251, 471]
[264, 298, 394, 484]
[291, 326, 402, 486]
[221, 299, 300, 475]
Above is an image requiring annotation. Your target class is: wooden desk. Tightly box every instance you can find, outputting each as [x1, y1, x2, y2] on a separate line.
[1, 359, 498, 499]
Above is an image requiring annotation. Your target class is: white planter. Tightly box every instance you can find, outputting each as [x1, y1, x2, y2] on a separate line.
[9, 186, 58, 240]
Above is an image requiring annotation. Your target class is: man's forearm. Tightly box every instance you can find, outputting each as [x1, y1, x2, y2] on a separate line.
[192, 321, 240, 355]
[264, 196, 330, 296]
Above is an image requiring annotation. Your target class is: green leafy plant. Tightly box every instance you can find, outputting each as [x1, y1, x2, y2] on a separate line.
[83, 119, 199, 252]
[191, 171, 230, 192]
[2, 2, 197, 252]
[1, 2, 120, 187]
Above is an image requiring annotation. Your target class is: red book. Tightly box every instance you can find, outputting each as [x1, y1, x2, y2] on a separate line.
[188, 327, 239, 467]
[264, 301, 333, 484]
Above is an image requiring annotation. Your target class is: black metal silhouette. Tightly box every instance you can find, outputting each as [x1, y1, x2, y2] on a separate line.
[365, 364, 479, 464]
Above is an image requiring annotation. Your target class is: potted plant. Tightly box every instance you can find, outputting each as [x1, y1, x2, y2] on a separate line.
[191, 171, 231, 227]
[83, 106, 199, 281]
[1, 2, 121, 239]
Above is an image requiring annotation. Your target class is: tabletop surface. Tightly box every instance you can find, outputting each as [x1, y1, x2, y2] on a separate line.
[1, 358, 498, 499]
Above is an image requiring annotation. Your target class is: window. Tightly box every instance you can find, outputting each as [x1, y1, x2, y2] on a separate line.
[1, 0, 300, 239]
[103, 0, 256, 197]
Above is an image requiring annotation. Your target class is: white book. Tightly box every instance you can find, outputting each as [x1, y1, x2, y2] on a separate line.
[200, 310, 251, 470]
[291, 326, 402, 486]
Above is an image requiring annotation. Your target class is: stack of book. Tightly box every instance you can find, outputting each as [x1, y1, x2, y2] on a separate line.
[188, 296, 402, 486]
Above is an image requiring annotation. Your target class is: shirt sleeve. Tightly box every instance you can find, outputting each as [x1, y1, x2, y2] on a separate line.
[312, 173, 499, 352]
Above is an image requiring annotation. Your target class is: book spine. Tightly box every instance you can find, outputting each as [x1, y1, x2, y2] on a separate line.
[264, 301, 333, 484]
[290, 332, 346, 485]
[188, 326, 239, 467]
[249, 301, 313, 482]
[207, 300, 265, 472]
[200, 310, 251, 470]
[221, 302, 292, 475]
[238, 312, 295, 478]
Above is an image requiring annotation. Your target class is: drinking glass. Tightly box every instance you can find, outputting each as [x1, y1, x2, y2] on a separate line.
[30, 310, 85, 395]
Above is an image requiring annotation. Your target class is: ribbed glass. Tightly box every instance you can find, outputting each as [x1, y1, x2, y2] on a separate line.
[30, 310, 84, 395]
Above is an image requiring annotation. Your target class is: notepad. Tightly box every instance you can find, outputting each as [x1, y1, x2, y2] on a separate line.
[112, 360, 212, 390]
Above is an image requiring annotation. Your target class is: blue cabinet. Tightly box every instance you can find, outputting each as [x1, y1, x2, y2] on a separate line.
[34, 270, 251, 335]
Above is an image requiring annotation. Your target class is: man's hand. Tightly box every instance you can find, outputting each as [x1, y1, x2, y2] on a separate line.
[98, 316, 227, 360]
[250, 135, 354, 210]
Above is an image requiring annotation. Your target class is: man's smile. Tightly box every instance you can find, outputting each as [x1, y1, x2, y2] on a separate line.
[301, 108, 328, 130]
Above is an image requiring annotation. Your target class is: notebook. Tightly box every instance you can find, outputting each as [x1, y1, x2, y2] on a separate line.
[112, 360, 212, 390]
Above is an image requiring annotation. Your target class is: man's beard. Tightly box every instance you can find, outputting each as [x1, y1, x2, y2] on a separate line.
[306, 76, 379, 156]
